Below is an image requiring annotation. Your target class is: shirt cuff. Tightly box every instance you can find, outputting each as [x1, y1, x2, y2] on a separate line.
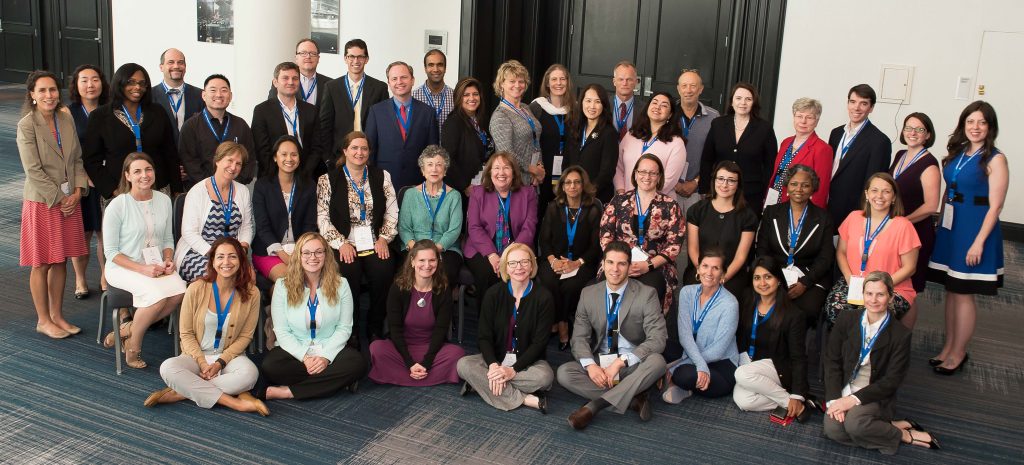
[789, 394, 805, 402]
[625, 353, 641, 367]
[266, 242, 283, 255]
[851, 395, 862, 406]
[580, 358, 595, 368]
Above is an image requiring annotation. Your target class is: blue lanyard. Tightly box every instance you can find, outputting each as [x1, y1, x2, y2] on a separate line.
[614, 96, 633, 132]
[210, 176, 234, 236]
[773, 139, 805, 187]
[211, 281, 235, 349]
[605, 288, 624, 351]
[121, 104, 143, 151]
[947, 148, 982, 201]
[160, 83, 184, 114]
[634, 191, 652, 246]
[286, 181, 296, 215]
[421, 183, 447, 241]
[497, 191, 510, 223]
[421, 84, 446, 120]
[839, 120, 868, 159]
[692, 285, 723, 336]
[787, 205, 808, 266]
[471, 117, 488, 147]
[501, 99, 538, 148]
[300, 76, 317, 103]
[565, 206, 580, 260]
[680, 113, 693, 138]
[579, 125, 591, 151]
[202, 108, 231, 143]
[343, 165, 367, 221]
[861, 214, 890, 272]
[893, 148, 927, 179]
[393, 100, 412, 136]
[553, 114, 566, 153]
[280, 102, 300, 141]
[507, 280, 533, 351]
[851, 312, 890, 383]
[307, 283, 320, 339]
[343, 74, 365, 108]
[641, 136, 658, 154]
[79, 104, 91, 118]
[52, 115, 63, 153]
[748, 301, 776, 358]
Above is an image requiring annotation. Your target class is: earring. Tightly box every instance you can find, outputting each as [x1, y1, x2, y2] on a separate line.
[32, 99, 37, 105]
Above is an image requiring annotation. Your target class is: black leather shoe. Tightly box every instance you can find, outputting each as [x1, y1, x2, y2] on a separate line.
[634, 392, 652, 422]
[536, 392, 548, 415]
[934, 353, 969, 375]
[927, 357, 943, 367]
[347, 381, 359, 393]
[568, 406, 594, 430]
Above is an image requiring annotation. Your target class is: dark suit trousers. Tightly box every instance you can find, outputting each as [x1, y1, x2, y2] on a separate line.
[823, 402, 902, 455]
[557, 354, 667, 413]
[670, 358, 737, 398]
[336, 250, 395, 340]
[261, 345, 367, 399]
[535, 260, 595, 324]
[466, 253, 501, 295]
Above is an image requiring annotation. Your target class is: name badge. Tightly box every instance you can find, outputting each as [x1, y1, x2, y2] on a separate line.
[282, 243, 296, 254]
[559, 267, 579, 280]
[764, 188, 781, 209]
[847, 276, 865, 306]
[782, 265, 805, 288]
[60, 182, 71, 195]
[598, 354, 621, 385]
[141, 246, 163, 265]
[501, 352, 517, 367]
[630, 246, 650, 263]
[306, 342, 324, 357]
[552, 155, 564, 177]
[941, 203, 954, 230]
[529, 152, 541, 167]
[350, 225, 375, 252]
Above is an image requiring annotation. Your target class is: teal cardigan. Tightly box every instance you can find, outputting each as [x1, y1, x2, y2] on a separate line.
[397, 183, 463, 254]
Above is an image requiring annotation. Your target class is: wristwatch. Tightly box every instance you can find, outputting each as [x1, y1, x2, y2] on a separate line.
[619, 354, 629, 365]
[646, 257, 655, 269]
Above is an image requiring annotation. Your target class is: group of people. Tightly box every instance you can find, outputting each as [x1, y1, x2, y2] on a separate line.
[17, 36, 1009, 455]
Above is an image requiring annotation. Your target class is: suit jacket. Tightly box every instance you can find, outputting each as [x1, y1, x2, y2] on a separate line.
[267, 72, 331, 108]
[178, 110, 257, 184]
[606, 92, 647, 135]
[827, 121, 891, 227]
[477, 281, 554, 371]
[441, 110, 492, 194]
[386, 283, 454, 370]
[251, 175, 318, 256]
[82, 102, 181, 197]
[699, 115, 778, 209]
[824, 309, 911, 408]
[564, 122, 618, 202]
[736, 294, 809, 398]
[151, 82, 203, 141]
[571, 279, 667, 363]
[251, 97, 319, 178]
[756, 202, 835, 289]
[365, 98, 440, 189]
[463, 185, 538, 258]
[316, 74, 389, 167]
[17, 110, 88, 207]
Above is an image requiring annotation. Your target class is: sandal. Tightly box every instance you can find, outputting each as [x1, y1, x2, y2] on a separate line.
[103, 321, 132, 348]
[904, 430, 941, 450]
[125, 348, 147, 369]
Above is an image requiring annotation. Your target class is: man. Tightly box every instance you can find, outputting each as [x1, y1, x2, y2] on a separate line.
[252, 62, 320, 178]
[179, 74, 257, 187]
[151, 48, 203, 140]
[317, 38, 389, 168]
[411, 49, 455, 129]
[673, 70, 720, 214]
[609, 61, 646, 140]
[267, 38, 332, 108]
[826, 84, 891, 228]
[364, 61, 439, 189]
[558, 241, 668, 430]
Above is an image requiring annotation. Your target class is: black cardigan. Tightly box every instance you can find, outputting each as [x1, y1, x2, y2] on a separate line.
[82, 102, 181, 198]
[537, 200, 602, 267]
[477, 281, 554, 371]
[698, 115, 778, 207]
[327, 165, 387, 238]
[441, 111, 491, 194]
[736, 293, 809, 398]
[824, 309, 911, 408]
[386, 283, 454, 369]
[528, 102, 569, 185]
[564, 122, 618, 203]
[251, 175, 318, 256]
[755, 201, 836, 289]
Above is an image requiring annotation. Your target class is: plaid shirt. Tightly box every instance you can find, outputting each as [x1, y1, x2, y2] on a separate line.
[412, 84, 455, 129]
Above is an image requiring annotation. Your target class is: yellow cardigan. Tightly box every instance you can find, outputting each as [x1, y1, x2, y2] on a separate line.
[179, 280, 259, 367]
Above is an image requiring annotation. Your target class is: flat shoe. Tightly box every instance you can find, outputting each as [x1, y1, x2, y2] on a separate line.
[75, 289, 90, 300]
[144, 387, 173, 407]
[36, 325, 70, 339]
[239, 392, 270, 416]
[61, 324, 82, 335]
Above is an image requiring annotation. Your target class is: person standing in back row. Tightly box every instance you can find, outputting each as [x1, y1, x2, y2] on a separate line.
[608, 61, 646, 140]
[317, 39, 389, 170]
[412, 49, 455, 130]
[827, 84, 891, 229]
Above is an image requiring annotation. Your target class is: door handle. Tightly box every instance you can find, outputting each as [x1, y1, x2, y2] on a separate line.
[643, 76, 652, 97]
[633, 78, 641, 96]
[95, 27, 102, 42]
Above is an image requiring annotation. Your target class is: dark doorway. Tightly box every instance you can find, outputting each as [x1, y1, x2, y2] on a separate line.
[0, 0, 112, 85]
[0, 0, 45, 83]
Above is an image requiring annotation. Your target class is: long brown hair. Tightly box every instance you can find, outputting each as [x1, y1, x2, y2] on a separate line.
[860, 172, 905, 217]
[202, 237, 254, 302]
[943, 101, 999, 173]
[538, 63, 579, 137]
[114, 152, 156, 196]
[284, 232, 341, 307]
[481, 151, 524, 192]
[395, 240, 448, 292]
[453, 77, 488, 128]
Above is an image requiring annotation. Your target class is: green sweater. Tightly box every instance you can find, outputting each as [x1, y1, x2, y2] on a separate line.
[398, 184, 463, 254]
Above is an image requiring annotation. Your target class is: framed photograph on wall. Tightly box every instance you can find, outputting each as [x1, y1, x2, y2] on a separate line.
[198, 0, 234, 44]
[311, 0, 339, 54]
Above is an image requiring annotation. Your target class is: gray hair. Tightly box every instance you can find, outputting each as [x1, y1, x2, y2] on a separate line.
[418, 145, 450, 170]
[784, 163, 820, 193]
[792, 97, 822, 117]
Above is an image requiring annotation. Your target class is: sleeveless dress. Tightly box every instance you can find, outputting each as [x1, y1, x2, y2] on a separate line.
[927, 151, 1004, 295]
[178, 202, 242, 282]
[889, 149, 939, 292]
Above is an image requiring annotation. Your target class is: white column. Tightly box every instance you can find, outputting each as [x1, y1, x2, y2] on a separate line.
[232, 0, 311, 122]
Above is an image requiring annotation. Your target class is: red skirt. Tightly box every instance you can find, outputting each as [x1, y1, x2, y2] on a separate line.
[20, 199, 88, 266]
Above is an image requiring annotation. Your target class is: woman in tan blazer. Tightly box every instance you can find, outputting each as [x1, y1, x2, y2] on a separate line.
[17, 70, 89, 339]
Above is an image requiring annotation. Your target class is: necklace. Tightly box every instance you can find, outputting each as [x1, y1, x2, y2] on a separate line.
[415, 289, 428, 308]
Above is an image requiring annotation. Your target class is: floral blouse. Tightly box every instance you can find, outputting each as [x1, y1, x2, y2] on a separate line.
[316, 171, 399, 250]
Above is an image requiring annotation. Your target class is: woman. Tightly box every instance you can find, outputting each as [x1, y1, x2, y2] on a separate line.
[253, 135, 317, 283]
[174, 141, 255, 282]
[68, 64, 111, 298]
[826, 174, 920, 326]
[563, 83, 618, 203]
[888, 112, 940, 329]
[317, 131, 398, 342]
[260, 232, 366, 400]
[699, 82, 778, 210]
[398, 145, 464, 285]
[824, 271, 940, 453]
[732, 257, 812, 420]
[530, 64, 578, 216]
[928, 101, 1008, 375]
[442, 77, 493, 195]
[146, 237, 266, 416]
[489, 59, 545, 186]
[765, 98, 832, 209]
[102, 153, 187, 368]
[663, 250, 740, 403]
[82, 62, 180, 199]
[456, 243, 553, 413]
[463, 151, 538, 294]
[685, 161, 758, 299]
[600, 154, 683, 313]
[17, 70, 89, 339]
[369, 240, 465, 386]
[756, 165, 835, 328]
[613, 91, 686, 197]
[536, 167, 602, 350]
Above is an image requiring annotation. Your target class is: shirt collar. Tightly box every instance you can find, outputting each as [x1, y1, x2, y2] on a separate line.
[606, 279, 628, 295]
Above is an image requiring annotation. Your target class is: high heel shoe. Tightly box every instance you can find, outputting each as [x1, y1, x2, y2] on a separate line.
[905, 430, 942, 450]
[927, 358, 943, 367]
[934, 353, 969, 375]
[125, 348, 147, 369]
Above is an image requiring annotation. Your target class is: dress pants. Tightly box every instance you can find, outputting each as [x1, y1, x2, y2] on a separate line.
[456, 354, 553, 411]
[671, 359, 737, 398]
[823, 402, 902, 455]
[535, 259, 595, 324]
[792, 284, 828, 329]
[557, 354, 667, 413]
[336, 251, 394, 341]
[733, 358, 791, 411]
[260, 345, 367, 399]
[466, 253, 501, 294]
[159, 354, 258, 409]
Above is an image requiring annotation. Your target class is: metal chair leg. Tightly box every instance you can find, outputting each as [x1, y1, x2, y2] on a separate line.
[172, 308, 180, 357]
[96, 292, 107, 344]
[458, 284, 466, 344]
[113, 306, 123, 375]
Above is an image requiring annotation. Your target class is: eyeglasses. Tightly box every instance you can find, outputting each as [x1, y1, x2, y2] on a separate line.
[301, 250, 326, 258]
[715, 176, 739, 185]
[345, 54, 368, 61]
[636, 170, 661, 179]
[902, 126, 927, 134]
[296, 51, 320, 58]
[506, 259, 532, 269]
[562, 179, 582, 186]
[125, 79, 148, 88]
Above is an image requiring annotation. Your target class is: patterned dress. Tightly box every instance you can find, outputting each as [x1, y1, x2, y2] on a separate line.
[178, 201, 242, 282]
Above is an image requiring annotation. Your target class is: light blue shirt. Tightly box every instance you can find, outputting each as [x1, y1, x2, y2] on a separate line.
[102, 191, 175, 271]
[673, 284, 740, 373]
[271, 277, 354, 362]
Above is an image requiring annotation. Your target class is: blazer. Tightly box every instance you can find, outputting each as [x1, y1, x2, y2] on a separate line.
[17, 110, 87, 207]
[250, 97, 319, 178]
[267, 72, 332, 108]
[537, 200, 602, 266]
[477, 281, 555, 371]
[768, 132, 833, 209]
[386, 283, 454, 370]
[756, 201, 835, 289]
[316, 74, 389, 166]
[151, 82, 203, 141]
[82, 102, 181, 197]
[570, 279, 667, 364]
[270, 277, 353, 363]
[463, 185, 538, 258]
[441, 111, 491, 194]
[699, 115, 778, 209]
[736, 294, 809, 398]
[179, 280, 260, 367]
[824, 309, 911, 409]
[564, 122, 618, 202]
[365, 98, 440, 189]
[251, 175, 318, 256]
[178, 110, 257, 184]
[606, 92, 647, 134]
[827, 121, 891, 227]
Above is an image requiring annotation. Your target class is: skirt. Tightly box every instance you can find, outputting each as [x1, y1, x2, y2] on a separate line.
[106, 265, 187, 308]
[20, 200, 88, 266]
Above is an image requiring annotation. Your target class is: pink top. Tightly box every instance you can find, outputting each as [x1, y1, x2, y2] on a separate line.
[614, 133, 687, 196]
[838, 211, 922, 303]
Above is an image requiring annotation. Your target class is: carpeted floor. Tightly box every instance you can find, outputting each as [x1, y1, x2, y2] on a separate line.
[0, 83, 1021, 464]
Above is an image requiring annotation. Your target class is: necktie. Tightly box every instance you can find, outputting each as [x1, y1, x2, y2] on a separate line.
[608, 292, 620, 353]
[618, 103, 628, 140]
[399, 104, 408, 141]
[167, 88, 180, 96]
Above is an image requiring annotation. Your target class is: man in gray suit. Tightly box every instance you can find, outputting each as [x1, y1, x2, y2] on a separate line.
[558, 241, 668, 430]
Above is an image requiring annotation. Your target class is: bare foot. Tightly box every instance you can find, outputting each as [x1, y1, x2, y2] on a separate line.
[522, 394, 539, 409]
[265, 386, 294, 400]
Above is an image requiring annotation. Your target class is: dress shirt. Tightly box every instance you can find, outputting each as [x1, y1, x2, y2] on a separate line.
[161, 81, 186, 130]
[300, 73, 319, 105]
[412, 84, 455, 129]
[580, 280, 641, 368]
[832, 120, 866, 175]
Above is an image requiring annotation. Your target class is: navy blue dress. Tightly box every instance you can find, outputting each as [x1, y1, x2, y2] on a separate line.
[70, 102, 103, 232]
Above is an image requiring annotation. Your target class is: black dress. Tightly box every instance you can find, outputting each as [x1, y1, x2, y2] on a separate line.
[69, 102, 102, 232]
[563, 122, 618, 203]
[529, 101, 569, 223]
[889, 149, 939, 292]
[684, 199, 759, 297]
[698, 116, 778, 211]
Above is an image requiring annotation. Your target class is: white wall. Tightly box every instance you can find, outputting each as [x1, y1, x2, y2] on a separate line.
[773, 0, 1023, 222]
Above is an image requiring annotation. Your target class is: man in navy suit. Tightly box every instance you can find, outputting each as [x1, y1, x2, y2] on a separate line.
[826, 84, 892, 229]
[252, 62, 320, 178]
[151, 48, 203, 140]
[365, 61, 439, 189]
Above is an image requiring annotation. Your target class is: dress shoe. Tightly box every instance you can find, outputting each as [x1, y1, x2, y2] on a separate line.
[927, 357, 943, 367]
[36, 324, 70, 339]
[568, 405, 594, 430]
[144, 387, 173, 407]
[460, 381, 475, 397]
[75, 289, 90, 300]
[905, 430, 942, 450]
[238, 392, 270, 416]
[62, 324, 82, 335]
[535, 392, 548, 415]
[632, 392, 652, 422]
[934, 353, 969, 375]
[893, 418, 925, 431]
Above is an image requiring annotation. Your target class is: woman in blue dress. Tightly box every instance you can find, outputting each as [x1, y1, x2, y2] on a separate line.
[927, 101, 1008, 375]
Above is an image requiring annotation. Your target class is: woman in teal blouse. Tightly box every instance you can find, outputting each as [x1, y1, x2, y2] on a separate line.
[398, 145, 464, 284]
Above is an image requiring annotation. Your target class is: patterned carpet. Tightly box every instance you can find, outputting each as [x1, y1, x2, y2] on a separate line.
[0, 84, 1021, 464]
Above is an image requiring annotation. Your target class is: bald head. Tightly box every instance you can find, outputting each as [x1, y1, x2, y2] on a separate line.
[677, 70, 704, 109]
[159, 48, 187, 86]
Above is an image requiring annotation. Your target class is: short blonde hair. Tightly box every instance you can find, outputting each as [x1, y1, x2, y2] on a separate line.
[493, 59, 530, 97]
[213, 140, 249, 164]
[792, 97, 822, 117]
[498, 243, 537, 282]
